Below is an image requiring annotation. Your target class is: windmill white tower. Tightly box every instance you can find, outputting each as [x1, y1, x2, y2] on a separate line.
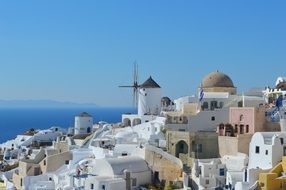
[138, 76, 161, 116]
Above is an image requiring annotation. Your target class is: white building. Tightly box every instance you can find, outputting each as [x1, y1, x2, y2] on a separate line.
[74, 112, 93, 135]
[84, 156, 151, 190]
[33, 127, 66, 143]
[235, 132, 286, 190]
[248, 132, 286, 170]
[263, 76, 286, 104]
[191, 158, 226, 190]
[221, 153, 248, 189]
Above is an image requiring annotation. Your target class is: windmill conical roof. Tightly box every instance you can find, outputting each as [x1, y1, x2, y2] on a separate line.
[140, 76, 161, 88]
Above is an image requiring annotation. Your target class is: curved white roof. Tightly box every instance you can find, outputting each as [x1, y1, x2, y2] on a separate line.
[114, 130, 137, 139]
[106, 156, 149, 175]
[253, 132, 286, 145]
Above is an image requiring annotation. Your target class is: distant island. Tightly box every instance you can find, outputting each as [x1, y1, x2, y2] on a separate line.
[0, 99, 99, 108]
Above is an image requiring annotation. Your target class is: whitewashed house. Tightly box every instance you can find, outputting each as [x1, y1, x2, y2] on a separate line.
[84, 156, 151, 190]
[221, 153, 248, 189]
[191, 158, 226, 190]
[248, 132, 286, 170]
[234, 132, 286, 190]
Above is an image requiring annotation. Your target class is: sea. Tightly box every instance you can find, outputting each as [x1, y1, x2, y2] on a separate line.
[0, 107, 136, 143]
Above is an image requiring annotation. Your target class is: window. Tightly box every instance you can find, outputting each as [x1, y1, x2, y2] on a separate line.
[132, 178, 137, 186]
[206, 179, 209, 185]
[102, 185, 105, 190]
[44, 160, 46, 166]
[202, 102, 209, 110]
[211, 116, 215, 121]
[280, 138, 284, 145]
[195, 144, 203, 153]
[255, 146, 260, 154]
[235, 125, 238, 133]
[65, 160, 69, 165]
[122, 153, 128, 156]
[20, 178, 23, 186]
[49, 177, 52, 181]
[219, 102, 224, 108]
[90, 184, 94, 189]
[265, 150, 268, 155]
[246, 125, 249, 133]
[240, 114, 244, 121]
[34, 167, 40, 175]
[239, 125, 244, 134]
[219, 168, 225, 176]
[210, 101, 218, 110]
[198, 144, 202, 153]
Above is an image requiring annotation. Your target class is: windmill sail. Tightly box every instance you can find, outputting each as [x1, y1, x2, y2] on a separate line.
[119, 62, 140, 107]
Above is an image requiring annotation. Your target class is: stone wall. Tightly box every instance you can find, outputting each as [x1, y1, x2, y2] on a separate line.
[166, 131, 219, 167]
[40, 151, 72, 173]
[218, 134, 252, 157]
[144, 145, 183, 184]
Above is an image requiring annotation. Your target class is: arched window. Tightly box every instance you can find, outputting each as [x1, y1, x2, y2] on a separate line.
[240, 114, 244, 122]
[175, 140, 188, 158]
[123, 118, 131, 127]
[210, 101, 218, 110]
[219, 102, 224, 108]
[202, 102, 209, 110]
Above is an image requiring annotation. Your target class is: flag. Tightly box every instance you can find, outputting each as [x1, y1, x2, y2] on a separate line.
[199, 89, 204, 102]
[276, 95, 283, 110]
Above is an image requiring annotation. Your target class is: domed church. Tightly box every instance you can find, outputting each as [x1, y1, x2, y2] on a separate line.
[200, 70, 237, 95]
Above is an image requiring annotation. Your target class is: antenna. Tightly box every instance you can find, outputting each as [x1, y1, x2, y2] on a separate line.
[119, 62, 140, 107]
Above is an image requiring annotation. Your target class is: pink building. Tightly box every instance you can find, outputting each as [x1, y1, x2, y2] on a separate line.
[218, 107, 266, 136]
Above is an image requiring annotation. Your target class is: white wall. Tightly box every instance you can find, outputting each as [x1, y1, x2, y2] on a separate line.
[85, 177, 126, 190]
[188, 109, 229, 132]
[191, 159, 226, 190]
[174, 96, 197, 111]
[75, 116, 93, 135]
[249, 133, 286, 170]
[23, 174, 55, 190]
[138, 88, 161, 116]
[116, 171, 151, 188]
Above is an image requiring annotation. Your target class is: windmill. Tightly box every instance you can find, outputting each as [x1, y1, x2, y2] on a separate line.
[119, 62, 140, 107]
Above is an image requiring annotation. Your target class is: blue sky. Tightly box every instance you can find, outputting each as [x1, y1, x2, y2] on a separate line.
[0, 1, 285, 106]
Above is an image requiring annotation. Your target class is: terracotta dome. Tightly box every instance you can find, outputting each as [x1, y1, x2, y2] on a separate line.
[202, 71, 234, 88]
